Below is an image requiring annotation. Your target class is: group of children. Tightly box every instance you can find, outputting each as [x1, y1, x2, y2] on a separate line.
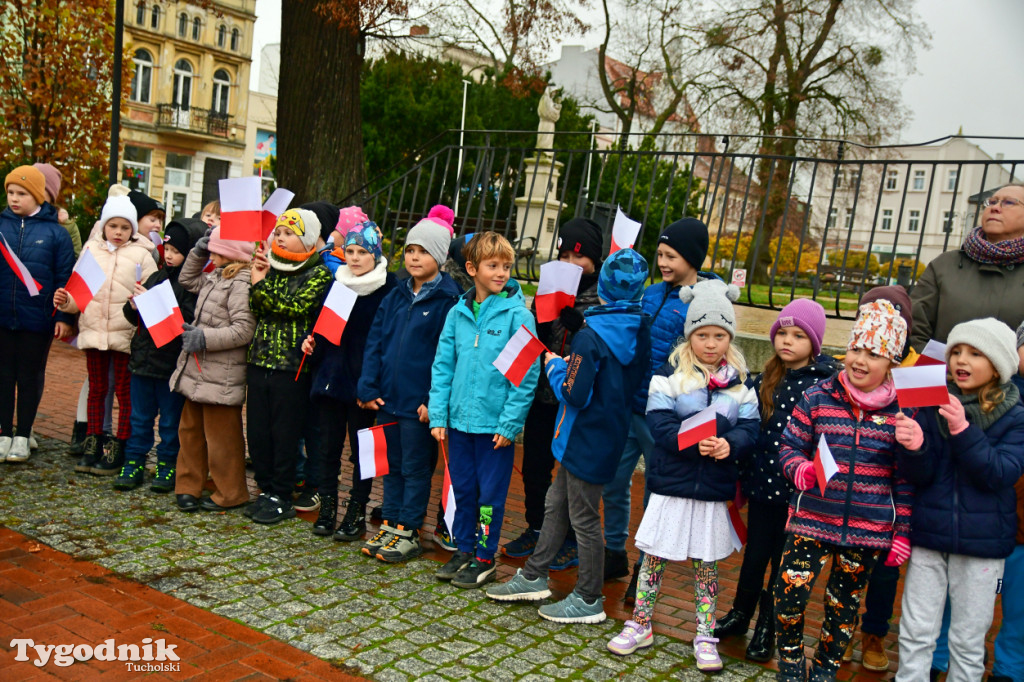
[4, 163, 1024, 680]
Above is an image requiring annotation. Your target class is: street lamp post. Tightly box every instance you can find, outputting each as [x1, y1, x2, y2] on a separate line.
[454, 79, 470, 216]
[109, 0, 125, 186]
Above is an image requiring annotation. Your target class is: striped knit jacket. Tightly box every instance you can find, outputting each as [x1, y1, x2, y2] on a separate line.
[778, 374, 916, 550]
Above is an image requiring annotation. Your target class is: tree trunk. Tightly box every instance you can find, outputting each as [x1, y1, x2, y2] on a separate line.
[277, 0, 366, 205]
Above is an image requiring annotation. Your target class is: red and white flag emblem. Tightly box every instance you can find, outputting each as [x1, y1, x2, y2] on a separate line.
[442, 460, 457, 534]
[677, 405, 718, 450]
[65, 248, 106, 311]
[609, 206, 641, 254]
[915, 339, 947, 367]
[493, 325, 545, 387]
[261, 188, 295, 241]
[312, 281, 358, 345]
[813, 434, 839, 495]
[0, 234, 41, 296]
[219, 177, 263, 241]
[535, 261, 583, 323]
[133, 280, 185, 348]
[357, 425, 390, 479]
[892, 364, 949, 408]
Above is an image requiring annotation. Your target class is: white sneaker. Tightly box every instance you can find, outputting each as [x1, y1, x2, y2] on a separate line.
[0, 436, 10, 461]
[7, 436, 30, 462]
[28, 431, 38, 449]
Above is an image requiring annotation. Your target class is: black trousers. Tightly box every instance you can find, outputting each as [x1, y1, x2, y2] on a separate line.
[521, 400, 559, 530]
[0, 328, 52, 436]
[317, 396, 377, 503]
[734, 499, 790, 612]
[246, 366, 311, 498]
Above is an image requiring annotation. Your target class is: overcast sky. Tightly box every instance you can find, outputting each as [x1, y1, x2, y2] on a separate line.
[249, 0, 1024, 160]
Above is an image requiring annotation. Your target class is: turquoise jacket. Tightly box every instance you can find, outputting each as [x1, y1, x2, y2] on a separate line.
[429, 280, 539, 441]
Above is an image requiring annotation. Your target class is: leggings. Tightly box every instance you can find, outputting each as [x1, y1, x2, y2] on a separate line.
[0, 328, 52, 436]
[633, 553, 719, 637]
[84, 350, 131, 439]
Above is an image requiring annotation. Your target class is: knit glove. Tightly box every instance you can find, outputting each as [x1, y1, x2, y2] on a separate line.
[938, 395, 969, 435]
[885, 536, 911, 567]
[894, 412, 924, 450]
[194, 226, 214, 253]
[181, 323, 206, 353]
[558, 306, 585, 333]
[794, 460, 817, 491]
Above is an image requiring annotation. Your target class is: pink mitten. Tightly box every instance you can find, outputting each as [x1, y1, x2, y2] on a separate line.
[894, 413, 924, 450]
[885, 536, 911, 567]
[794, 461, 817, 491]
[939, 395, 969, 435]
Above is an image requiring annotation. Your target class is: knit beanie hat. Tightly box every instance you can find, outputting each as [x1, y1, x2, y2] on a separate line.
[127, 190, 165, 220]
[163, 217, 205, 258]
[1017, 320, 1024, 350]
[557, 218, 604, 268]
[770, 298, 826, 356]
[32, 163, 62, 203]
[300, 201, 341, 242]
[406, 215, 452, 268]
[99, 195, 139, 235]
[344, 221, 383, 264]
[5, 166, 47, 206]
[335, 205, 369, 238]
[658, 217, 709, 270]
[274, 208, 320, 252]
[208, 226, 255, 263]
[597, 248, 648, 303]
[847, 300, 907, 363]
[427, 204, 456, 237]
[681, 279, 740, 339]
[946, 318, 1019, 384]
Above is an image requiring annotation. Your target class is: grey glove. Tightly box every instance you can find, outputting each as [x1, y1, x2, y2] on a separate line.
[194, 226, 214, 253]
[181, 323, 206, 353]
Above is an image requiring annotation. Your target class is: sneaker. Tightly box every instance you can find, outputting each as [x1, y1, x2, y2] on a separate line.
[0, 436, 9, 462]
[150, 465, 175, 493]
[6, 436, 30, 463]
[451, 558, 498, 589]
[434, 521, 457, 551]
[693, 635, 723, 672]
[244, 493, 269, 519]
[253, 494, 296, 524]
[860, 633, 890, 672]
[502, 528, 541, 557]
[294, 489, 321, 512]
[361, 522, 396, 556]
[28, 431, 37, 449]
[537, 591, 606, 624]
[313, 495, 338, 536]
[334, 500, 366, 542]
[376, 525, 423, 563]
[91, 437, 124, 475]
[549, 538, 579, 571]
[607, 620, 654, 656]
[113, 461, 145, 490]
[485, 568, 551, 601]
[436, 551, 473, 581]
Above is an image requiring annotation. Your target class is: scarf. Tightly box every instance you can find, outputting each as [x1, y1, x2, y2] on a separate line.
[839, 370, 897, 411]
[961, 226, 1024, 266]
[707, 361, 738, 389]
[938, 381, 1021, 438]
[269, 240, 317, 272]
[334, 258, 388, 296]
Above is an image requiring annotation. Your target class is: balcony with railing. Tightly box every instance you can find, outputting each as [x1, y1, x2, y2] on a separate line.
[156, 104, 231, 139]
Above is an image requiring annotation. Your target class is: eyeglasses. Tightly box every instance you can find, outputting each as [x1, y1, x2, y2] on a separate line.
[982, 197, 1024, 209]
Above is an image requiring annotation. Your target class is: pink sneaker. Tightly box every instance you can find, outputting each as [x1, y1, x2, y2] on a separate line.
[694, 635, 723, 672]
[607, 620, 654, 656]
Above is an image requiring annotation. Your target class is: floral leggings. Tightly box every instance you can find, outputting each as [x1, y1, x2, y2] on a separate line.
[633, 553, 718, 637]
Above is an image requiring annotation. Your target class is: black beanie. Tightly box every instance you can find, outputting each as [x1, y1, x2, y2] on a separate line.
[300, 201, 341, 241]
[557, 217, 604, 266]
[658, 218, 709, 270]
[127, 190, 165, 221]
[163, 217, 205, 257]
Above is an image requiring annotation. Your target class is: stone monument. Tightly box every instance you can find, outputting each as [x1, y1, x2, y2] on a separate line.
[515, 87, 565, 264]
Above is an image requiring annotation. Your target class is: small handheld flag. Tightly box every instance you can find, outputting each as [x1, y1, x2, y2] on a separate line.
[609, 206, 641, 254]
[813, 434, 839, 495]
[133, 280, 185, 348]
[312, 281, 358, 345]
[442, 458, 457, 535]
[357, 425, 390, 479]
[915, 339, 947, 367]
[0, 234, 41, 296]
[219, 177, 263, 241]
[492, 325, 546, 387]
[64, 248, 106, 311]
[677, 405, 718, 450]
[892, 364, 950, 408]
[261, 188, 295, 241]
[535, 261, 583, 324]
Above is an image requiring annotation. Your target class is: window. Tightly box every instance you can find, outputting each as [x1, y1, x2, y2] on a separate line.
[826, 207, 837, 229]
[230, 28, 240, 51]
[151, 5, 160, 29]
[217, 24, 226, 48]
[881, 208, 893, 231]
[946, 169, 959, 191]
[122, 146, 151, 195]
[885, 169, 898, 191]
[942, 211, 954, 233]
[172, 59, 193, 109]
[136, 1, 146, 25]
[912, 169, 926, 191]
[212, 69, 231, 115]
[908, 209, 921, 232]
[130, 49, 153, 103]
[844, 209, 854, 229]
[192, 16, 201, 40]
[165, 153, 192, 188]
[177, 12, 187, 37]
[834, 171, 843, 189]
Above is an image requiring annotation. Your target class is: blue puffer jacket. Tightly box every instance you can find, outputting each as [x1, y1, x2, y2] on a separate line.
[546, 305, 651, 485]
[429, 280, 539, 441]
[357, 272, 461, 419]
[898, 394, 1024, 559]
[0, 204, 75, 332]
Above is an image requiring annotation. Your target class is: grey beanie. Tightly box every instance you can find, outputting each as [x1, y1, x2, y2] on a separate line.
[946, 318, 1019, 384]
[406, 217, 452, 268]
[680, 279, 740, 339]
[1017, 320, 1024, 349]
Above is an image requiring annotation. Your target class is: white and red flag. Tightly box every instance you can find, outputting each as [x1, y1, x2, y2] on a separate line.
[357, 425, 390, 479]
[261, 188, 295, 241]
[148, 230, 165, 262]
[311, 281, 358, 345]
[535, 261, 583, 323]
[728, 502, 747, 551]
[892, 364, 950, 408]
[609, 206, 641, 254]
[442, 459, 457, 534]
[64, 248, 106, 311]
[218, 177, 263, 241]
[133, 280, 185, 348]
[914, 339, 947, 367]
[493, 324, 546, 387]
[0, 234, 41, 296]
[813, 434, 840, 495]
[677, 405, 718, 450]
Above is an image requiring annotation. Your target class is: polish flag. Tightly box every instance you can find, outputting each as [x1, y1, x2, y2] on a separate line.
[492, 324, 546, 387]
[813, 434, 840, 495]
[608, 206, 641, 254]
[442, 459, 457, 534]
[535, 261, 583, 323]
[357, 425, 390, 479]
[133, 280, 185, 348]
[65, 248, 106, 311]
[915, 339, 947, 367]
[727, 502, 747, 552]
[892, 364, 950, 408]
[148, 230, 165, 262]
[677, 405, 718, 450]
[202, 259, 216, 273]
[0, 234, 41, 296]
[312, 281, 357, 345]
[219, 177, 263, 241]
[261, 188, 295, 241]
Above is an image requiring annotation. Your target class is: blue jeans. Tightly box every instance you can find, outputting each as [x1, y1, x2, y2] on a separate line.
[380, 413, 437, 531]
[125, 374, 184, 464]
[448, 428, 515, 561]
[993, 544, 1024, 680]
[602, 412, 653, 552]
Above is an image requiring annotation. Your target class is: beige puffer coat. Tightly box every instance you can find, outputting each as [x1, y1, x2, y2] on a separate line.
[169, 248, 256, 406]
[58, 235, 158, 353]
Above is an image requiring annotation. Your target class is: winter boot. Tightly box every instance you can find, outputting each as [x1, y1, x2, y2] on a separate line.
[312, 494, 338, 536]
[67, 421, 87, 457]
[151, 458, 176, 493]
[604, 548, 629, 581]
[113, 456, 145, 490]
[74, 433, 103, 473]
[714, 586, 759, 638]
[624, 559, 641, 605]
[91, 437, 125, 475]
[746, 590, 776, 662]
[334, 499, 367, 542]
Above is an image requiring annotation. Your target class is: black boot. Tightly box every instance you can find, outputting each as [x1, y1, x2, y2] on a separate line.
[604, 548, 629, 581]
[714, 586, 758, 638]
[333, 499, 366, 541]
[67, 421, 87, 456]
[313, 494, 338, 536]
[91, 437, 124, 475]
[74, 433, 102, 473]
[746, 590, 775, 662]
[624, 558, 641, 605]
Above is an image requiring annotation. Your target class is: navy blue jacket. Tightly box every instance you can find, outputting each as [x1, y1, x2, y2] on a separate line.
[546, 306, 651, 485]
[0, 204, 75, 332]
[899, 400, 1024, 559]
[357, 272, 461, 419]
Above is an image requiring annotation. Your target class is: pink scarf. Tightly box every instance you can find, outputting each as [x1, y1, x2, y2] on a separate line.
[839, 370, 897, 411]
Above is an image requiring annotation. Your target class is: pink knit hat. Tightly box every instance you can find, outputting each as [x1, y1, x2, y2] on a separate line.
[770, 298, 826, 356]
[335, 206, 370, 237]
[427, 204, 456, 236]
[208, 227, 255, 262]
[32, 163, 62, 203]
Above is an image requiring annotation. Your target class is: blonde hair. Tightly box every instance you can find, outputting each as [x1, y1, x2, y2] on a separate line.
[463, 231, 515, 265]
[202, 199, 221, 216]
[978, 376, 1006, 414]
[221, 261, 250, 280]
[668, 338, 748, 384]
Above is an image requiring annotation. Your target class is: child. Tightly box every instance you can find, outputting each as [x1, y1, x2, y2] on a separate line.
[55, 195, 158, 474]
[896, 319, 1024, 682]
[116, 217, 204, 491]
[199, 200, 220, 228]
[0, 166, 75, 463]
[33, 163, 82, 256]
[319, 205, 370, 275]
[357, 214, 460, 560]
[486, 248, 651, 622]
[303, 221, 397, 539]
[606, 279, 758, 670]
[429, 231, 539, 588]
[504, 218, 603, 567]
[774, 299, 919, 682]
[245, 209, 332, 524]
[170, 227, 256, 512]
[128, 190, 166, 242]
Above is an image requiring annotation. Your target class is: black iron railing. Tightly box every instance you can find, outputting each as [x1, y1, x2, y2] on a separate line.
[156, 104, 232, 138]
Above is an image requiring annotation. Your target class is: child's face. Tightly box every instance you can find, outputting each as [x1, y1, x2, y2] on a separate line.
[657, 244, 696, 286]
[104, 217, 133, 246]
[843, 348, 893, 392]
[139, 212, 164, 234]
[345, 244, 375, 276]
[209, 252, 229, 267]
[948, 343, 998, 392]
[558, 250, 596, 275]
[272, 225, 307, 254]
[163, 243, 184, 268]
[774, 325, 813, 369]
[690, 325, 731, 367]
[6, 184, 39, 216]
[404, 244, 439, 282]
[201, 208, 220, 227]
[466, 257, 512, 297]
